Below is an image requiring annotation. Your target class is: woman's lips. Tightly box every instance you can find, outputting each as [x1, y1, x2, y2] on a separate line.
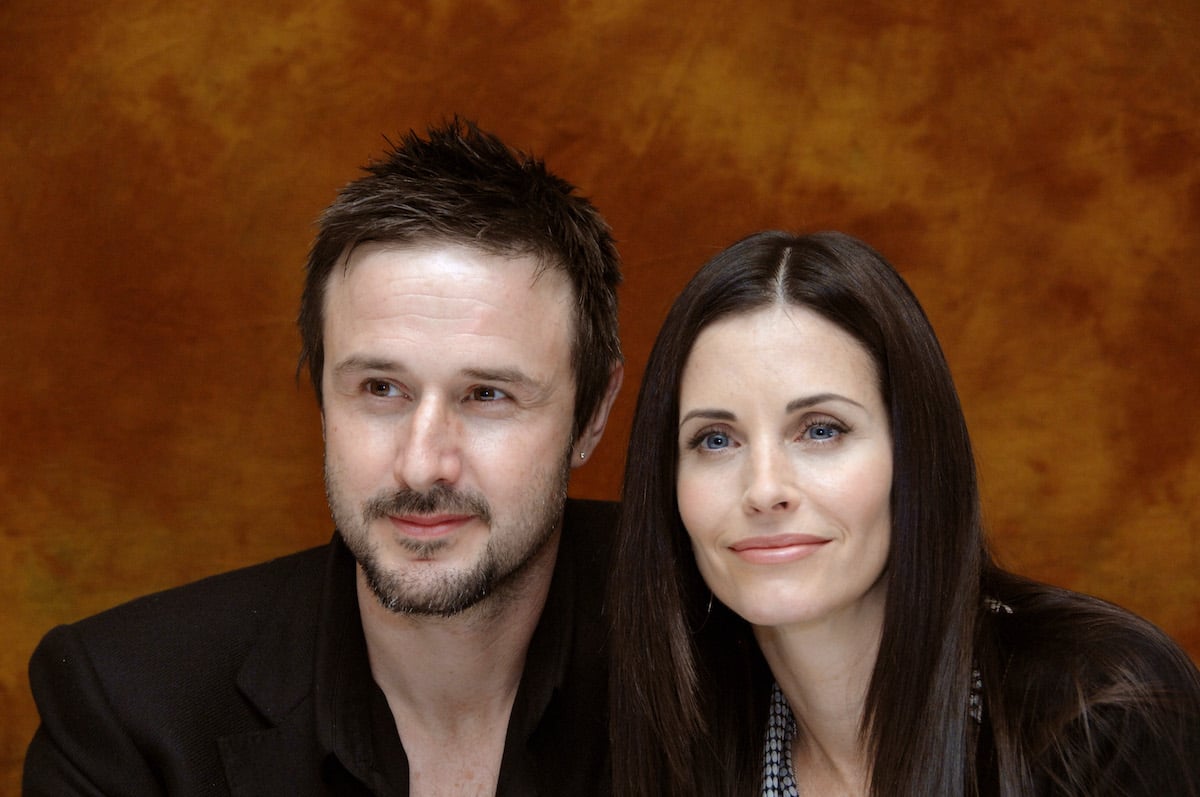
[729, 534, 829, 564]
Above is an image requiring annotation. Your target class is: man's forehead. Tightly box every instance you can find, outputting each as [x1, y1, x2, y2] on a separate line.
[323, 243, 572, 350]
[333, 240, 561, 285]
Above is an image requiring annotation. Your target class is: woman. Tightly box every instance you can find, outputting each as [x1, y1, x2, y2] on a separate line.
[609, 231, 1200, 796]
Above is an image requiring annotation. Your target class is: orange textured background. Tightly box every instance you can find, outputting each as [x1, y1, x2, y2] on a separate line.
[3, 1, 1198, 789]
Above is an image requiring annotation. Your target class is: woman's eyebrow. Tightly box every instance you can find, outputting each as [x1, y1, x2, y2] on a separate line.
[785, 392, 866, 413]
[678, 408, 736, 427]
[679, 393, 868, 428]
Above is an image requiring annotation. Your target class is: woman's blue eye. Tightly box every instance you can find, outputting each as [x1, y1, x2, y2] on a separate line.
[806, 422, 842, 440]
[702, 432, 730, 450]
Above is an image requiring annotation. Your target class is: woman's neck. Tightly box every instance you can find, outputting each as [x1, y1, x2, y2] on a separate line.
[752, 586, 885, 795]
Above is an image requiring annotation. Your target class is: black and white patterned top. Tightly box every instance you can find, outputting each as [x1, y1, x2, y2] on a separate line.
[760, 682, 801, 796]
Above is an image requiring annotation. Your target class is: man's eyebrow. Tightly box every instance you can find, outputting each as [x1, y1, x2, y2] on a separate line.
[331, 356, 401, 376]
[330, 360, 545, 390]
[462, 367, 538, 386]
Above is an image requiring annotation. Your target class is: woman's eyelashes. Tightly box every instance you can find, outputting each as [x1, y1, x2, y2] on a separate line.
[687, 426, 734, 451]
[800, 416, 849, 442]
[683, 415, 851, 454]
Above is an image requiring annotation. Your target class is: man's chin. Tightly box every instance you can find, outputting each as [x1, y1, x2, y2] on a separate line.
[360, 558, 495, 617]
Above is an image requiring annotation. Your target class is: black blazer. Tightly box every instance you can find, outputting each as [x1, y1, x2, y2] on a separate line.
[24, 499, 617, 796]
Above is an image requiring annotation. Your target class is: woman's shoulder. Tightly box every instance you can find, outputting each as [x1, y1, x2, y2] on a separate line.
[983, 570, 1199, 692]
[980, 569, 1200, 794]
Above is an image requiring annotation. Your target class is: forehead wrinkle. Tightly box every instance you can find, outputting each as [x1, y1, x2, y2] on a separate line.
[325, 245, 575, 394]
[333, 243, 573, 322]
[365, 273, 569, 333]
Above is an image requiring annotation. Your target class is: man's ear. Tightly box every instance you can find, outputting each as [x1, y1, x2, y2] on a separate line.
[571, 363, 623, 468]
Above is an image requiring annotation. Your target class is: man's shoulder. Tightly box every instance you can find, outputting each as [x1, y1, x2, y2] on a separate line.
[26, 542, 341, 794]
[562, 497, 619, 537]
[33, 542, 333, 689]
[560, 497, 619, 572]
[555, 497, 618, 630]
[74, 543, 329, 638]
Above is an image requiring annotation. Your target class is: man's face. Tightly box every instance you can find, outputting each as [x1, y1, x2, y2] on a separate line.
[321, 242, 579, 616]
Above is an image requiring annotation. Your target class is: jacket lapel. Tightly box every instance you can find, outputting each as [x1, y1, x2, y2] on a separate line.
[217, 543, 332, 794]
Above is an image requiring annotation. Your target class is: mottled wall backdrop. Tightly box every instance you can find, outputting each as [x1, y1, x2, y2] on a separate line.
[3, 0, 1198, 788]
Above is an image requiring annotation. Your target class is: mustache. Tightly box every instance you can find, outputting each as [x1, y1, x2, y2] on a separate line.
[362, 484, 492, 525]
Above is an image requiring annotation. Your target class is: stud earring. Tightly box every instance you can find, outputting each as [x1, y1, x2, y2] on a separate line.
[579, 451, 586, 460]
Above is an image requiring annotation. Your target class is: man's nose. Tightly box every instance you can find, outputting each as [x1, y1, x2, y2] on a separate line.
[396, 397, 463, 492]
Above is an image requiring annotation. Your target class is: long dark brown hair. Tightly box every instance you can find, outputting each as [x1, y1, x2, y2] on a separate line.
[609, 231, 1200, 796]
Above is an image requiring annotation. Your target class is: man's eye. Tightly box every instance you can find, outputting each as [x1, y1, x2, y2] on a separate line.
[470, 386, 509, 402]
[365, 380, 397, 397]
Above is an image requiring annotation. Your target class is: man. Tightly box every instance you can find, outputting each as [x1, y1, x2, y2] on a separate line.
[24, 119, 624, 795]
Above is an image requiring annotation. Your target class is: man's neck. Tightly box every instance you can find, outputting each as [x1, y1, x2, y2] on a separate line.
[356, 532, 560, 796]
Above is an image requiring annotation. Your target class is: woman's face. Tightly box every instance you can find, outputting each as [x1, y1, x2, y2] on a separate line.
[676, 304, 893, 632]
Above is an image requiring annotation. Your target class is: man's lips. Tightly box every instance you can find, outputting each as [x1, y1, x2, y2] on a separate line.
[386, 514, 476, 538]
[729, 534, 829, 564]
